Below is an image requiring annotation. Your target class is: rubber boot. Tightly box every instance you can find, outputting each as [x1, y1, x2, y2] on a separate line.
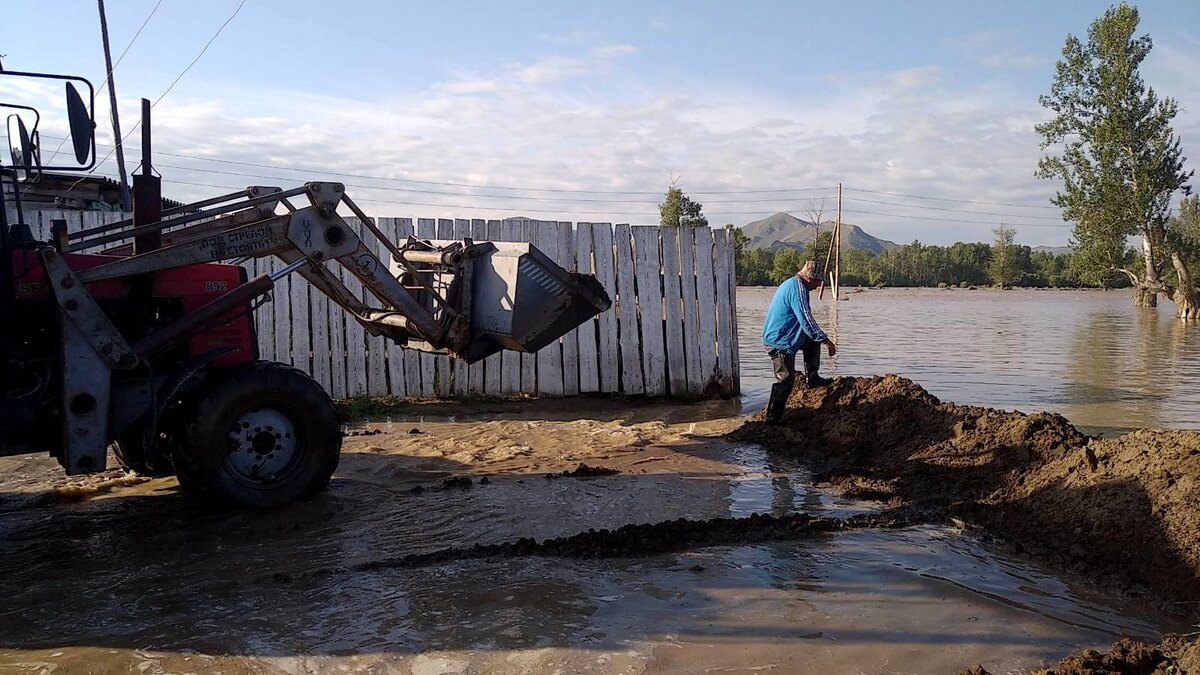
[804, 347, 832, 387]
[766, 381, 791, 424]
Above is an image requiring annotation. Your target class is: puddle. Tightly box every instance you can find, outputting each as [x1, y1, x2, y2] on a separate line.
[723, 442, 879, 519]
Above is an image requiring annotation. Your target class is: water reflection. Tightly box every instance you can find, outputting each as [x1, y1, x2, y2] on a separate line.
[737, 287, 1200, 431]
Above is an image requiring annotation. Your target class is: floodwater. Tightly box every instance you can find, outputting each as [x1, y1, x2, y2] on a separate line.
[737, 287, 1200, 433]
[0, 403, 1186, 674]
[1, 288, 1196, 674]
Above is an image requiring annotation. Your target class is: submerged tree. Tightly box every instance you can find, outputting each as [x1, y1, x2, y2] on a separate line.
[1166, 195, 1200, 319]
[989, 224, 1019, 289]
[1035, 3, 1195, 318]
[803, 198, 827, 235]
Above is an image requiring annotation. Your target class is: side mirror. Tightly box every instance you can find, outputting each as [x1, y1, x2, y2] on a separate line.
[0, 70, 96, 173]
[7, 113, 38, 182]
[66, 82, 94, 165]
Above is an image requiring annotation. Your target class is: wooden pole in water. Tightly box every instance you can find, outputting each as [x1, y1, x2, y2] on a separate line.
[834, 182, 842, 300]
[818, 206, 836, 300]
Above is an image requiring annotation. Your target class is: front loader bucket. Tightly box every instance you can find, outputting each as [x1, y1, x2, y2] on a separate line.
[462, 241, 610, 362]
[389, 240, 611, 364]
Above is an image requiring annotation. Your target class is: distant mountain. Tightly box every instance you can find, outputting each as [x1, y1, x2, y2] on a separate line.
[1032, 245, 1074, 256]
[740, 212, 899, 255]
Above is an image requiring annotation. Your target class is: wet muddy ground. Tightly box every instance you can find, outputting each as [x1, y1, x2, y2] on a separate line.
[0, 399, 1190, 674]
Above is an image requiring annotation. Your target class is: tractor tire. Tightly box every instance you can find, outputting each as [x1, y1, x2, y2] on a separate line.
[172, 360, 341, 509]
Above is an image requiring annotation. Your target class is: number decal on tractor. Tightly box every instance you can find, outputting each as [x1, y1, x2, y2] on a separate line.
[205, 280, 229, 292]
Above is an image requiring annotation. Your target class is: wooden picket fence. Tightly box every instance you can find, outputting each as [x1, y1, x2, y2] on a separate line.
[6, 208, 741, 399]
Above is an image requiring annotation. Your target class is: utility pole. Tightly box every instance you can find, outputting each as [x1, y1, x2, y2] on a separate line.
[97, 0, 131, 211]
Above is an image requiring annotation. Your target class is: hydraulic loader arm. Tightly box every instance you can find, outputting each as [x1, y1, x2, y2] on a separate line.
[69, 182, 611, 363]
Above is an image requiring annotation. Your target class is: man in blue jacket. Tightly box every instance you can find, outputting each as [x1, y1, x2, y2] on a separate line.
[761, 259, 838, 423]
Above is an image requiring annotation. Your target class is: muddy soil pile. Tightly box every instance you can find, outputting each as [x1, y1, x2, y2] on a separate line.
[965, 634, 1200, 674]
[732, 375, 1200, 606]
[265, 508, 922, 583]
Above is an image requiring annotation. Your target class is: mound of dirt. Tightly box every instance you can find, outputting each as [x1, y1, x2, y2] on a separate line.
[732, 375, 1200, 606]
[961, 633, 1200, 674]
[545, 464, 621, 479]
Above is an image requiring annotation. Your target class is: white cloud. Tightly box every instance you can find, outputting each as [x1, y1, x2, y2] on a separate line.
[947, 29, 1050, 70]
[13, 41, 1196, 247]
[515, 56, 591, 84]
[590, 44, 638, 59]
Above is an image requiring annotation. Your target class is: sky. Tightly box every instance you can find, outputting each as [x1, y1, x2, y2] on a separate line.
[2, 0, 1199, 246]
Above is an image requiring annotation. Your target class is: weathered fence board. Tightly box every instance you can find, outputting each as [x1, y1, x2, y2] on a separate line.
[660, 227, 688, 396]
[713, 228, 736, 395]
[325, 256, 349, 400]
[415, 219, 438, 397]
[291, 270, 312, 376]
[557, 221, 581, 396]
[12, 207, 740, 400]
[535, 221, 565, 397]
[272, 258, 292, 367]
[363, 217, 389, 397]
[694, 227, 720, 389]
[725, 228, 741, 393]
[613, 223, 645, 395]
[309, 263, 333, 394]
[518, 221, 538, 394]
[379, 218, 406, 397]
[575, 223, 600, 393]
[591, 223, 620, 393]
[678, 225, 704, 397]
[633, 226, 667, 396]
[257, 257, 277, 363]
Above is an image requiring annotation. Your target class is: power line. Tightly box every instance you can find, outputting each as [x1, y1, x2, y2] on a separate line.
[69, 0, 248, 192]
[60, 136, 1072, 216]
[82, 153, 840, 204]
[147, 0, 247, 110]
[70, 138, 836, 196]
[844, 186, 1061, 210]
[44, 168, 1076, 227]
[844, 195, 1065, 221]
[98, 0, 164, 92]
[44, 0, 164, 167]
[842, 207, 1071, 229]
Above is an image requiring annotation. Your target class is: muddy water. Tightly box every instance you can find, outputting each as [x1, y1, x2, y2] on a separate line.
[736, 287, 1200, 433]
[0, 406, 1186, 674]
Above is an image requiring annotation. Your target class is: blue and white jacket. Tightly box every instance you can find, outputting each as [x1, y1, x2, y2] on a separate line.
[761, 275, 828, 353]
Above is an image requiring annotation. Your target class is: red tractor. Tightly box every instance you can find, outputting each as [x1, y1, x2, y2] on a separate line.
[0, 67, 610, 508]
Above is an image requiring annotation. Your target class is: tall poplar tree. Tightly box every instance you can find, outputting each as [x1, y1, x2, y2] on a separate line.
[1035, 3, 1194, 318]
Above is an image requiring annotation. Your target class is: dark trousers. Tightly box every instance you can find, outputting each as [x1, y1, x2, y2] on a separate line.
[765, 340, 821, 422]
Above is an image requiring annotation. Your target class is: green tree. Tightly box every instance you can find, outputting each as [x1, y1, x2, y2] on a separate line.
[731, 225, 749, 257]
[803, 231, 833, 263]
[770, 248, 802, 284]
[989, 224, 1019, 288]
[1035, 3, 1195, 317]
[659, 185, 709, 228]
[746, 248, 777, 285]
